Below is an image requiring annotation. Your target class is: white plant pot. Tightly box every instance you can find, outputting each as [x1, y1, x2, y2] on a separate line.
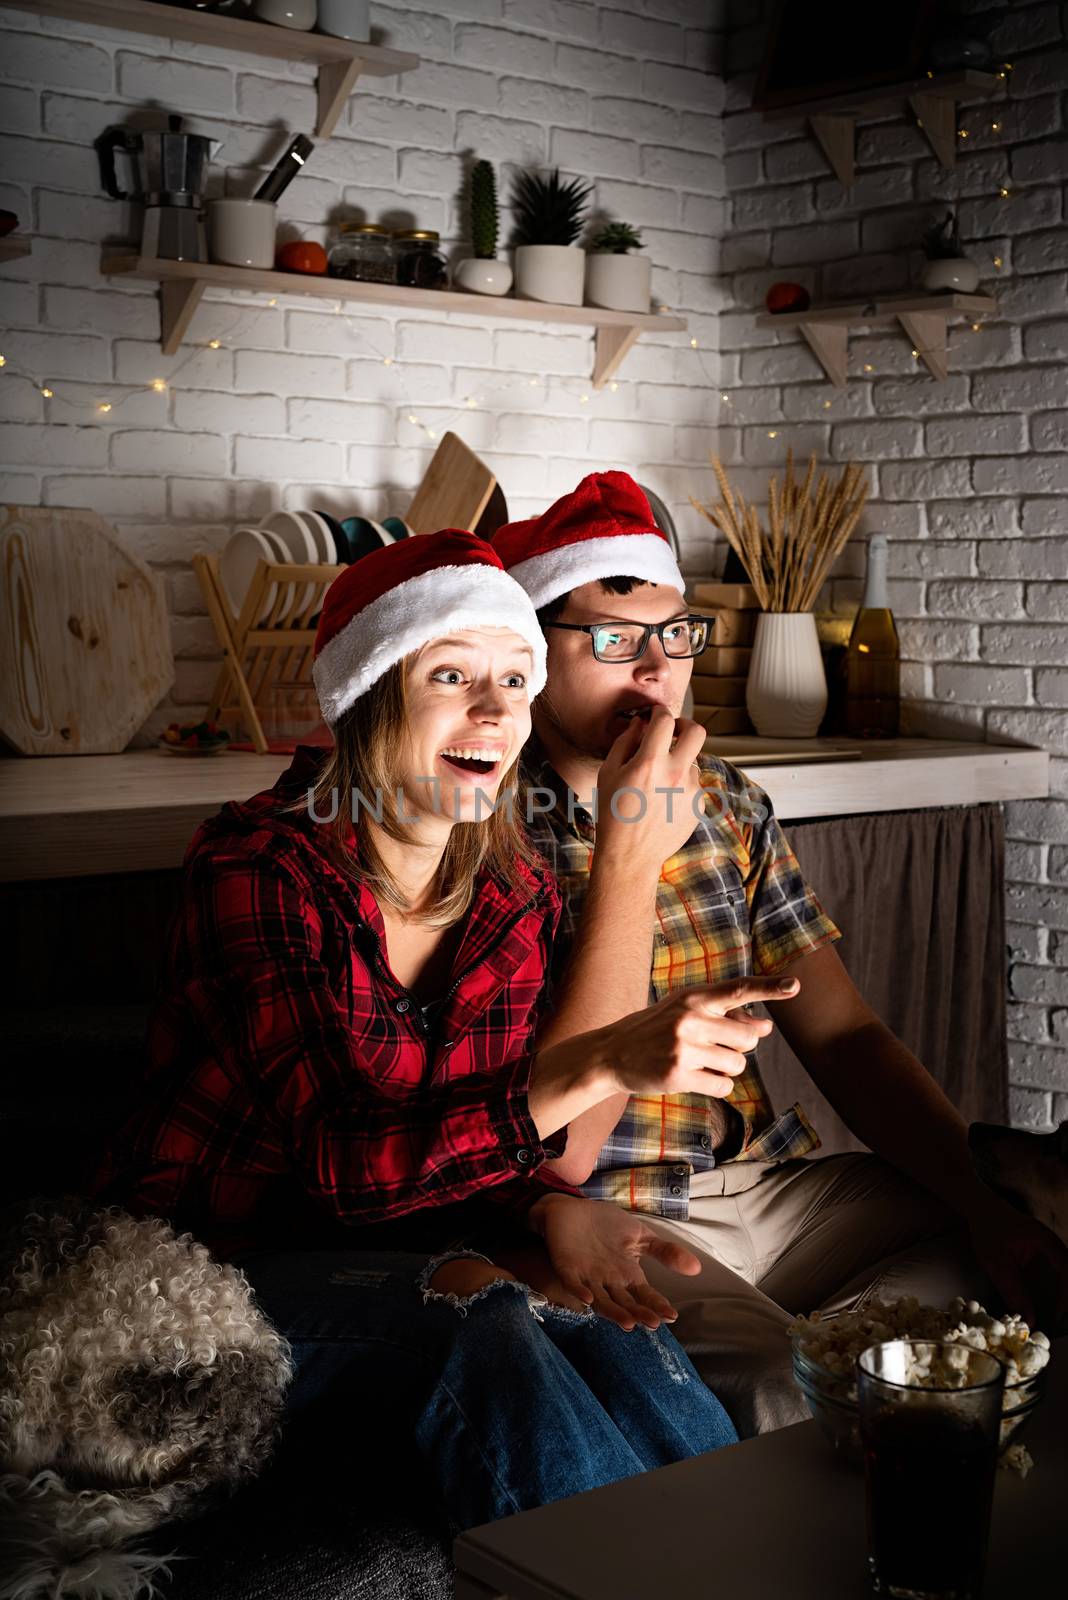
[585, 252, 652, 314]
[514, 244, 585, 307]
[745, 612, 827, 738]
[921, 256, 980, 293]
[454, 257, 514, 297]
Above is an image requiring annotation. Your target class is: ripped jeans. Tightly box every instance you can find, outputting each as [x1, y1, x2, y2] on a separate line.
[234, 1246, 737, 1530]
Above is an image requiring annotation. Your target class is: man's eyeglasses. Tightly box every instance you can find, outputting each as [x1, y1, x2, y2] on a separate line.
[544, 616, 711, 663]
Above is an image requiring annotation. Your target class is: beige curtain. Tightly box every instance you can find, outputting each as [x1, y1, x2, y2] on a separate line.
[757, 803, 1009, 1158]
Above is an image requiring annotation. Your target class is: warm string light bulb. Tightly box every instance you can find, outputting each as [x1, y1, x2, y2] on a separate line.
[97, 402, 112, 413]
[208, 339, 221, 350]
[863, 363, 874, 373]
[151, 379, 167, 392]
[0, 354, 6, 368]
[993, 256, 1003, 269]
[689, 336, 698, 348]
[41, 386, 53, 398]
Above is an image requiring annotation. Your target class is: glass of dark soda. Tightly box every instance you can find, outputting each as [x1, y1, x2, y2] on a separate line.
[857, 1340, 1005, 1600]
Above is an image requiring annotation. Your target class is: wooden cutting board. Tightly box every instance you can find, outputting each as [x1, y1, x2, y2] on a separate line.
[0, 505, 174, 755]
[406, 431, 497, 535]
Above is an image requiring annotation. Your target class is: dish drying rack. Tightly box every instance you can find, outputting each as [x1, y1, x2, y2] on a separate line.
[194, 551, 344, 754]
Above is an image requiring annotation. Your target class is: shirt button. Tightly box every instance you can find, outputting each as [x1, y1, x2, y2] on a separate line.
[673, 1164, 688, 1176]
[670, 1184, 683, 1196]
[516, 1148, 532, 1165]
[395, 998, 410, 1014]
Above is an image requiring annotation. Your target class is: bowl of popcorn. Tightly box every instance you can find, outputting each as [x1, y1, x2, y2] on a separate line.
[789, 1297, 1050, 1469]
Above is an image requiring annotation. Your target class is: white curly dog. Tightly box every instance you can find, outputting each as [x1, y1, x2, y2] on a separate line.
[0, 1197, 293, 1600]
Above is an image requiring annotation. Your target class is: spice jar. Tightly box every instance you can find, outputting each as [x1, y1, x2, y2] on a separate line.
[393, 229, 448, 290]
[328, 223, 395, 283]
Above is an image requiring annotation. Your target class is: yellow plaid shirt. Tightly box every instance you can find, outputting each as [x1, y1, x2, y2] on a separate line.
[524, 748, 842, 1219]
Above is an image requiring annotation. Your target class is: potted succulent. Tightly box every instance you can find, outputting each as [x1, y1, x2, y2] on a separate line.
[454, 159, 513, 297]
[512, 166, 592, 306]
[921, 209, 980, 293]
[585, 220, 651, 314]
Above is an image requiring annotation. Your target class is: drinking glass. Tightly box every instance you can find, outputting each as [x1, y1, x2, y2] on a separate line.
[857, 1340, 1005, 1600]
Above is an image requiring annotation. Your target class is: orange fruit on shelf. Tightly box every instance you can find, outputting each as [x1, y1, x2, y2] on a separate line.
[278, 240, 329, 275]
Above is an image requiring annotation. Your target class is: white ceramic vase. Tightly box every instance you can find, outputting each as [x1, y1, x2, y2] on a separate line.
[514, 244, 585, 306]
[585, 252, 652, 313]
[921, 256, 980, 293]
[746, 612, 827, 738]
[454, 257, 514, 297]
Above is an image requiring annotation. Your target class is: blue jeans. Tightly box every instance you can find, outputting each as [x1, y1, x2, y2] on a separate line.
[235, 1247, 737, 1530]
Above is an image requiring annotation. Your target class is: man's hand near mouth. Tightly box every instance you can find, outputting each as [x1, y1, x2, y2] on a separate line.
[595, 703, 707, 873]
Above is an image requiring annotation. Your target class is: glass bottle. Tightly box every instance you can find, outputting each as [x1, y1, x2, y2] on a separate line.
[327, 223, 395, 283]
[846, 533, 900, 738]
[393, 229, 449, 289]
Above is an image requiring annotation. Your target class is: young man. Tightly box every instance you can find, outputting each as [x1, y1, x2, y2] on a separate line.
[494, 471, 1068, 1436]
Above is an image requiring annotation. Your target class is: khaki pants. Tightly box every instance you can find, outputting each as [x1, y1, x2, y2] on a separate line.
[641, 1153, 990, 1439]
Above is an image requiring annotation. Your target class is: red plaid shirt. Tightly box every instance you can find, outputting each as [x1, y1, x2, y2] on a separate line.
[92, 745, 575, 1258]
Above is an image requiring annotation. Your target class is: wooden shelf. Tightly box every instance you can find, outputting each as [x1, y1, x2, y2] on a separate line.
[763, 69, 1001, 186]
[102, 254, 688, 386]
[755, 292, 997, 385]
[3, 0, 418, 137]
[0, 236, 31, 264]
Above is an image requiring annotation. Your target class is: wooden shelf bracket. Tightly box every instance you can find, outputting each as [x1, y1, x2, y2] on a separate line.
[895, 308, 949, 382]
[161, 278, 207, 356]
[808, 115, 855, 187]
[317, 56, 363, 139]
[592, 324, 642, 389]
[908, 91, 960, 168]
[797, 321, 849, 387]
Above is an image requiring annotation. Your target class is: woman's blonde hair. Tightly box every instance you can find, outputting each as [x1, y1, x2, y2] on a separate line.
[292, 659, 538, 926]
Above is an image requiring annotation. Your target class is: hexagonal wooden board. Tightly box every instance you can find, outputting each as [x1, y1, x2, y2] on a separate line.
[0, 505, 174, 754]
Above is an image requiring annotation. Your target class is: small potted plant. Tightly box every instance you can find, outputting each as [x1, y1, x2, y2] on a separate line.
[921, 209, 980, 293]
[512, 166, 592, 306]
[454, 159, 513, 297]
[585, 220, 651, 314]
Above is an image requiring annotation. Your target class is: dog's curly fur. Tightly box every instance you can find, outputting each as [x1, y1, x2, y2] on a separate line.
[0, 1197, 293, 1600]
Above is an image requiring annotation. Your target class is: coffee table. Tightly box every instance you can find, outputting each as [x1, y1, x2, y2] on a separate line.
[454, 1338, 1067, 1599]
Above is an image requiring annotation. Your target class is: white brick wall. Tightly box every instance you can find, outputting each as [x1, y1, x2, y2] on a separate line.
[0, 0, 726, 725]
[723, 0, 1068, 1125]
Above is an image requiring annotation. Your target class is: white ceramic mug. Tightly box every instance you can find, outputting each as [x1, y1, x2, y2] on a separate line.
[208, 199, 277, 269]
[316, 0, 370, 39]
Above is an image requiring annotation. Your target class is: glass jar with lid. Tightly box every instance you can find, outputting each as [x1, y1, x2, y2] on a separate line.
[393, 229, 449, 290]
[328, 223, 395, 283]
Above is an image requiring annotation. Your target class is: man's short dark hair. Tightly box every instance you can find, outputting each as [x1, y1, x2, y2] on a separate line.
[537, 576, 655, 628]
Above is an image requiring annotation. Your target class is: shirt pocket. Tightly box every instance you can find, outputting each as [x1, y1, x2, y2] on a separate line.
[651, 879, 752, 998]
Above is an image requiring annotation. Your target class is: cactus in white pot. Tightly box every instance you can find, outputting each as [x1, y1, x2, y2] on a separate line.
[585, 220, 651, 313]
[454, 159, 513, 297]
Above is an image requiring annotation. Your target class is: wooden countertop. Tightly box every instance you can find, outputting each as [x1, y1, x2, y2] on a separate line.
[0, 738, 1050, 882]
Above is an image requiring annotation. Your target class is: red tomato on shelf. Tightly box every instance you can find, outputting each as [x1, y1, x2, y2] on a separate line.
[765, 281, 811, 315]
[278, 241, 329, 275]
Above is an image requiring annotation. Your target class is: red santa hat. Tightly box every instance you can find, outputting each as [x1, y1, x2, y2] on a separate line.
[492, 471, 685, 610]
[312, 529, 548, 725]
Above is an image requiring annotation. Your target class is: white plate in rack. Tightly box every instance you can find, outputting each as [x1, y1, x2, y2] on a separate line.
[265, 509, 319, 565]
[295, 510, 337, 565]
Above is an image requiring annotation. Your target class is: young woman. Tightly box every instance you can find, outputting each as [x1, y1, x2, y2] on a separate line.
[94, 531, 738, 1530]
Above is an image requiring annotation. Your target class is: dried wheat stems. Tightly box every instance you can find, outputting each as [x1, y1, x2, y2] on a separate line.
[692, 451, 869, 613]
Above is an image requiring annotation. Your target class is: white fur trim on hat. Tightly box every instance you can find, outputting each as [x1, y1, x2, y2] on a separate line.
[507, 532, 685, 611]
[313, 563, 548, 725]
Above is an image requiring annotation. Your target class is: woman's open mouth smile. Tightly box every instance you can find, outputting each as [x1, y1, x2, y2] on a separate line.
[437, 745, 507, 783]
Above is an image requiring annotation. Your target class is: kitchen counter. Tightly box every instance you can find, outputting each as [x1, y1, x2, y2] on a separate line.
[0, 737, 1049, 882]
